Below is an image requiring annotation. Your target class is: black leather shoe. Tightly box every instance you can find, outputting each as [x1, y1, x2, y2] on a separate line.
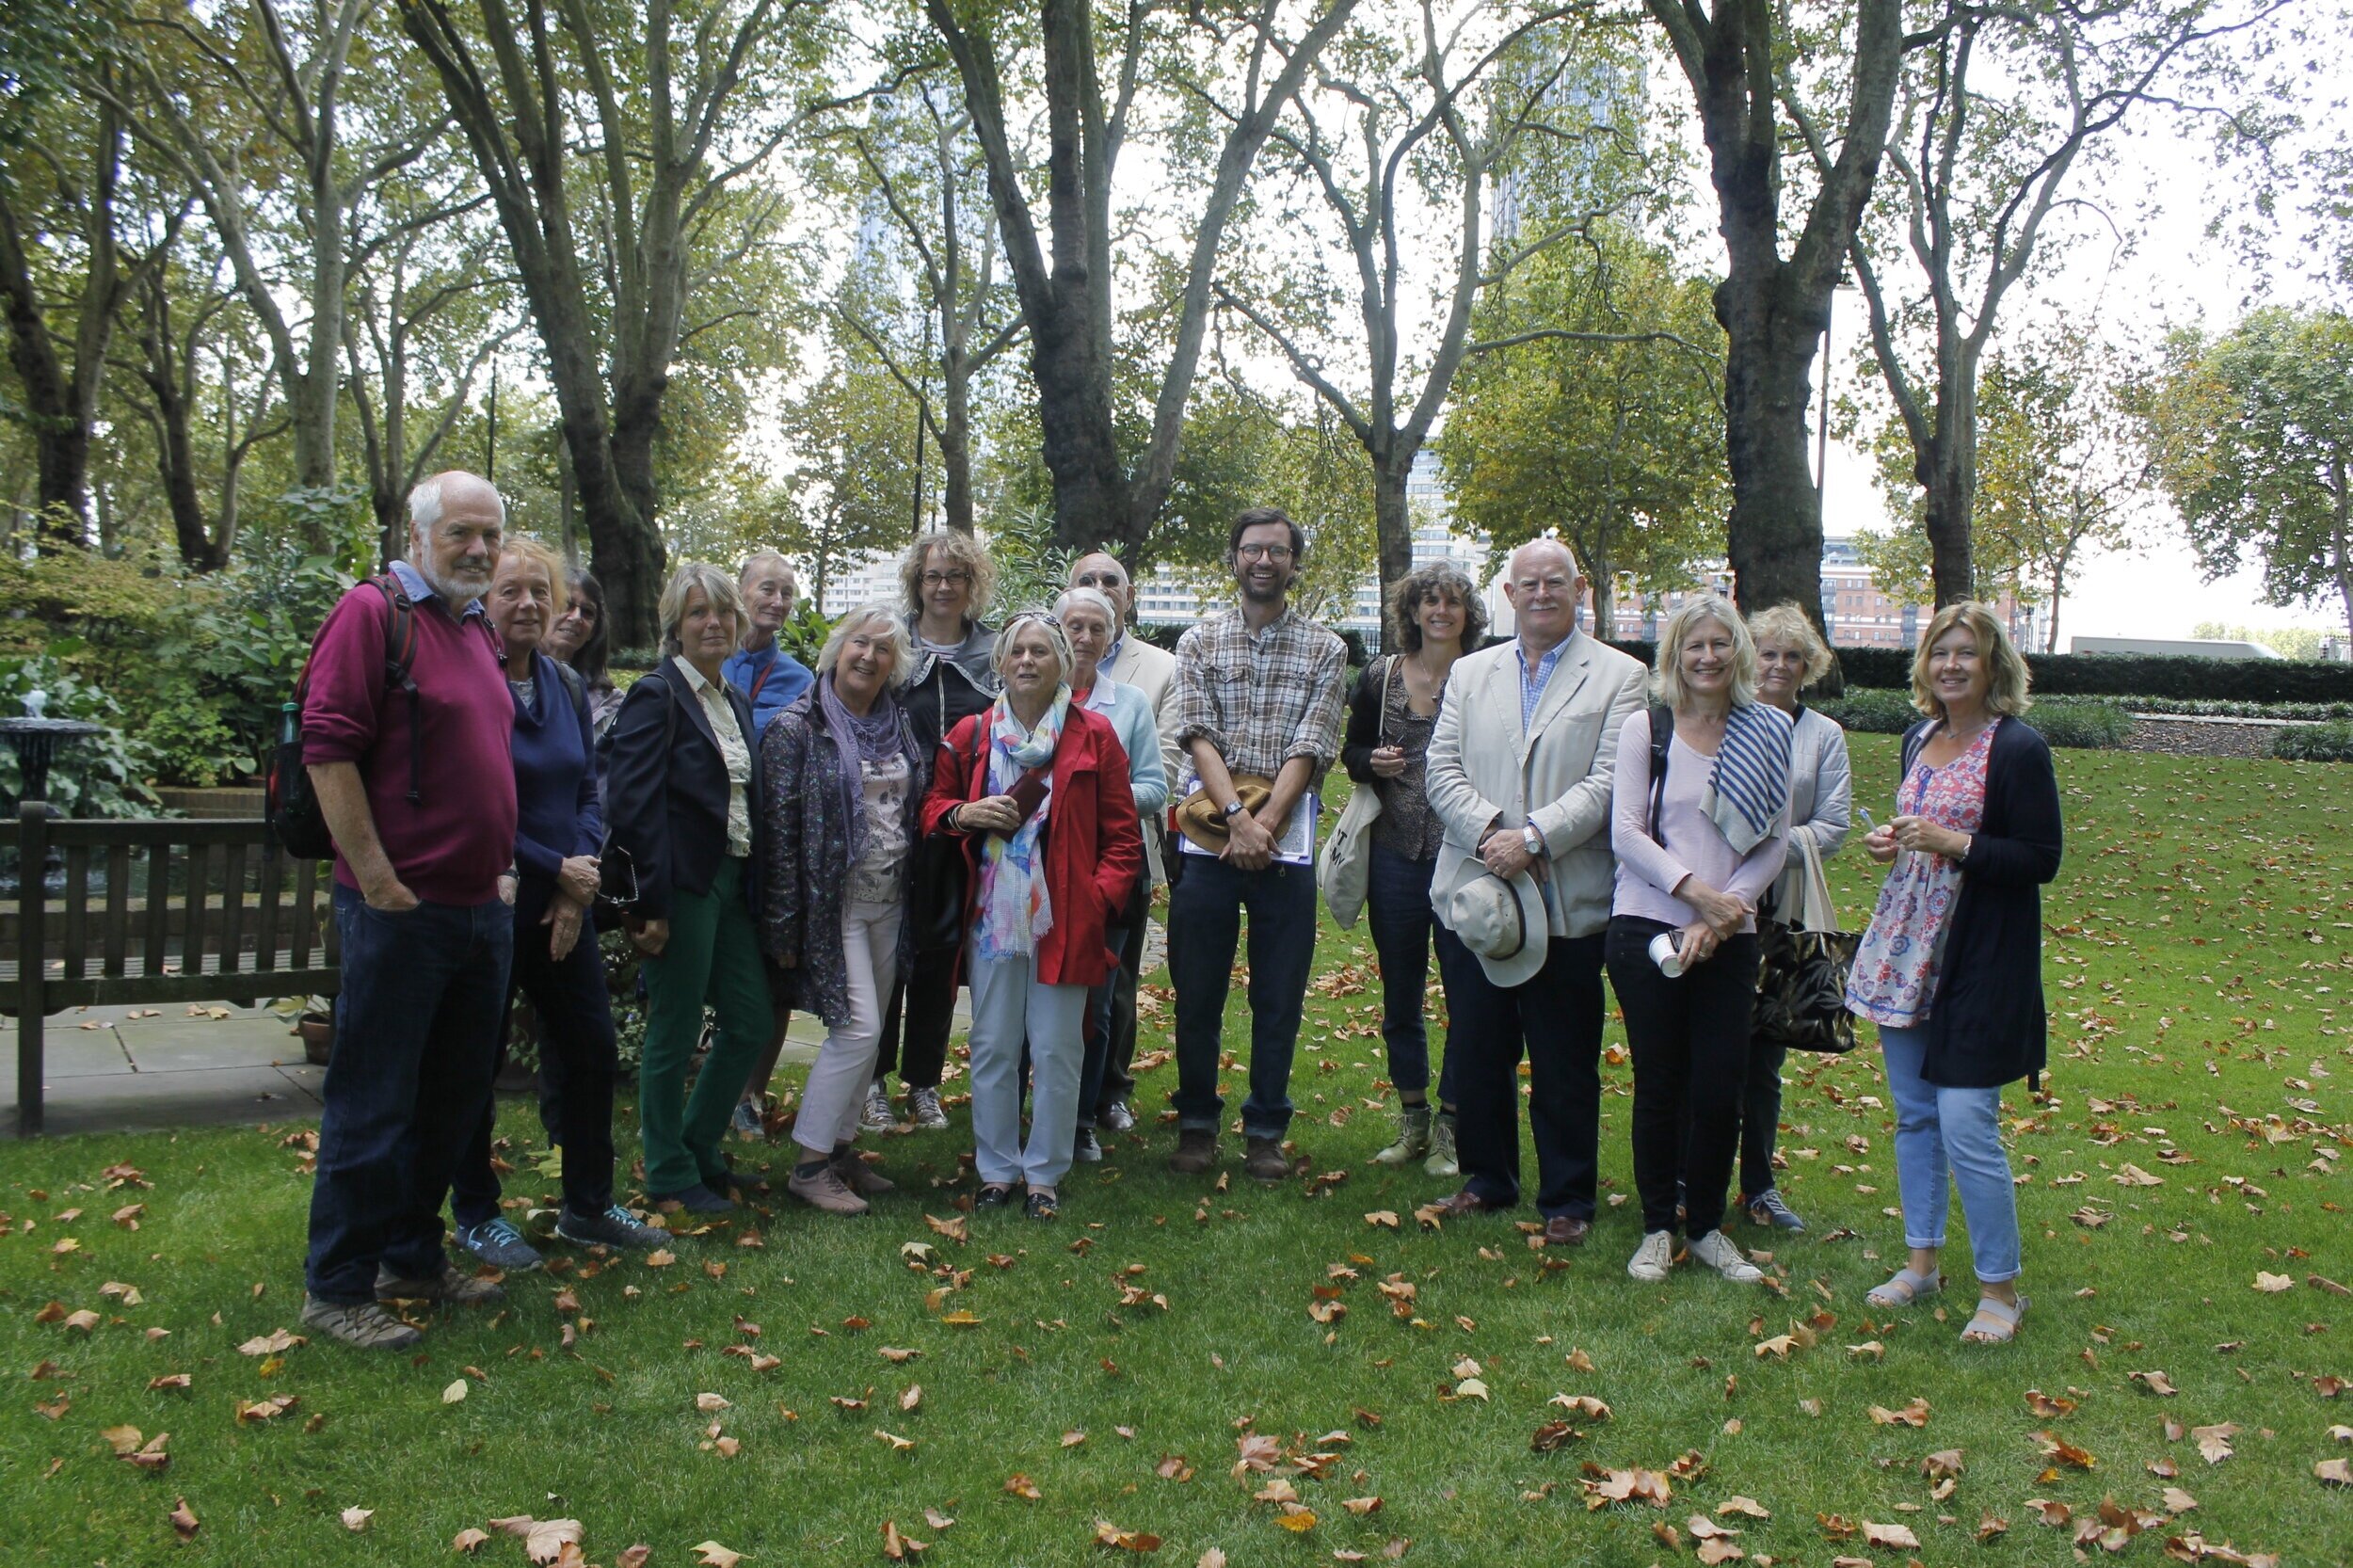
[975, 1184, 1016, 1210]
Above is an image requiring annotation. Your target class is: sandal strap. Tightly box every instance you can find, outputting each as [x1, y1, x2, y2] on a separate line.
[1962, 1294, 2028, 1340]
[1866, 1266, 1941, 1305]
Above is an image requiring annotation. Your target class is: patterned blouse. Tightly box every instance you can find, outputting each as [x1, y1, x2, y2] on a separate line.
[1369, 657, 1444, 862]
[847, 754, 914, 906]
[1846, 719, 1998, 1028]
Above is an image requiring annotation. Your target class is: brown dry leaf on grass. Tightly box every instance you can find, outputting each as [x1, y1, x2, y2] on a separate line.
[1094, 1518, 1163, 1551]
[2251, 1272, 2294, 1293]
[1579, 1464, 1673, 1510]
[692, 1544, 742, 1568]
[454, 1527, 492, 1553]
[490, 1516, 584, 1565]
[1005, 1473, 1043, 1501]
[1866, 1398, 1929, 1427]
[880, 1519, 928, 1560]
[2131, 1369, 2180, 1396]
[237, 1329, 304, 1356]
[616, 1547, 652, 1568]
[2313, 1458, 2352, 1486]
[2026, 1388, 2079, 1418]
[340, 1508, 373, 1532]
[2192, 1422, 2237, 1464]
[2033, 1430, 2099, 1468]
[1861, 1519, 1919, 1549]
[168, 1497, 200, 1541]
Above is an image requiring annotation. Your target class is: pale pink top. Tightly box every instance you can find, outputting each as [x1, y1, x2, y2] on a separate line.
[1609, 709, 1788, 933]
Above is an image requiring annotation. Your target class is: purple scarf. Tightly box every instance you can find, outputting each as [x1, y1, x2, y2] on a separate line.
[817, 673, 918, 861]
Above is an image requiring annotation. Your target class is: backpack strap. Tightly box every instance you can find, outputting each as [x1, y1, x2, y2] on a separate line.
[368, 575, 424, 808]
[1645, 702, 1673, 845]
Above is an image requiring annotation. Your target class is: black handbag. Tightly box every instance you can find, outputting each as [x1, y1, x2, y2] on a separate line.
[909, 721, 989, 954]
[1753, 834, 1860, 1054]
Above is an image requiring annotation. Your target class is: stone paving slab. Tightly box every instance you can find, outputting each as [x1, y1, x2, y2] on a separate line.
[1, 1064, 320, 1137]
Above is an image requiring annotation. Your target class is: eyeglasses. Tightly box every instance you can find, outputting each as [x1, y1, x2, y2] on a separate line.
[1236, 544, 1295, 563]
[920, 570, 972, 588]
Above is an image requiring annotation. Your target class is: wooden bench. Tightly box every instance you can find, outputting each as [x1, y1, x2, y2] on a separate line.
[6, 812, 339, 1134]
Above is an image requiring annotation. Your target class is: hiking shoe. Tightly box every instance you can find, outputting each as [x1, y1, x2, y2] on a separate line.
[1098, 1099, 1137, 1133]
[649, 1182, 735, 1215]
[1372, 1104, 1432, 1165]
[1167, 1128, 1218, 1175]
[731, 1098, 767, 1141]
[456, 1217, 543, 1272]
[1689, 1228, 1764, 1283]
[831, 1148, 894, 1195]
[555, 1204, 664, 1251]
[1073, 1126, 1103, 1163]
[1423, 1112, 1460, 1178]
[1626, 1229, 1676, 1283]
[859, 1082, 897, 1132]
[302, 1293, 423, 1351]
[376, 1263, 504, 1306]
[787, 1165, 869, 1215]
[907, 1085, 950, 1130]
[1744, 1188, 1805, 1232]
[1243, 1135, 1290, 1183]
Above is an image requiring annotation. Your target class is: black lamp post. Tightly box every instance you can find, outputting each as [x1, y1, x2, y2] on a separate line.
[5, 693, 104, 1134]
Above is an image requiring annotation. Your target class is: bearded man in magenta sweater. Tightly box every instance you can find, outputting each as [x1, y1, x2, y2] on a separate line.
[298, 471, 520, 1351]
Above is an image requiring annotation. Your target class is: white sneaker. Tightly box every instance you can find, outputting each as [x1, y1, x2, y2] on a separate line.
[1689, 1228, 1763, 1283]
[859, 1082, 897, 1132]
[1626, 1229, 1676, 1283]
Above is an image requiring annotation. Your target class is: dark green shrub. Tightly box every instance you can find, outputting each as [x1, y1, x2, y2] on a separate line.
[2272, 723, 2353, 762]
[1812, 687, 1918, 734]
[2123, 696, 2353, 721]
[2028, 698, 2134, 749]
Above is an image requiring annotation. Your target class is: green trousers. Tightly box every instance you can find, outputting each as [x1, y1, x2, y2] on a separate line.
[638, 857, 772, 1196]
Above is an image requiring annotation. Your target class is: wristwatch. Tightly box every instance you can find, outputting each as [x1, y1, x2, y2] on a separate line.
[1521, 826, 1545, 859]
[1223, 799, 1248, 820]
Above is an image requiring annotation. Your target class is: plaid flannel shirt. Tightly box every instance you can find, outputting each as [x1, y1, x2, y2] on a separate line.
[1174, 605, 1348, 786]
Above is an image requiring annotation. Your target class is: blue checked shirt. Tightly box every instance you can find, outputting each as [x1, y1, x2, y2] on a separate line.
[1516, 639, 1567, 733]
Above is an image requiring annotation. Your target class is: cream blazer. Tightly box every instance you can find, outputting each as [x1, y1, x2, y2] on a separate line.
[1424, 632, 1647, 941]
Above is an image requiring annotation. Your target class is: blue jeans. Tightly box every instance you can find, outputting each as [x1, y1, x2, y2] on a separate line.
[1168, 855, 1318, 1139]
[1880, 1023, 2022, 1283]
[306, 886, 514, 1302]
[1364, 843, 1457, 1104]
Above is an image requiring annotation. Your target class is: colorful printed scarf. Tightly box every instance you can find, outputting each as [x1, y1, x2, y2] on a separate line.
[972, 687, 1069, 961]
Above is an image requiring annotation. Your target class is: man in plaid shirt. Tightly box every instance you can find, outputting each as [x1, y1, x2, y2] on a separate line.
[1167, 507, 1348, 1182]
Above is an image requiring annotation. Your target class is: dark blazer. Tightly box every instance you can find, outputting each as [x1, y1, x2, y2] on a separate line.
[600, 663, 766, 922]
[1899, 715, 2064, 1088]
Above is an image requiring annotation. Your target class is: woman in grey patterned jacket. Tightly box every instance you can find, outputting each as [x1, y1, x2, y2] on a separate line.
[759, 601, 929, 1216]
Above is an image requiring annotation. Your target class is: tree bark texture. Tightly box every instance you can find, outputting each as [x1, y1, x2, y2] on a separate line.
[1648, 0, 1904, 634]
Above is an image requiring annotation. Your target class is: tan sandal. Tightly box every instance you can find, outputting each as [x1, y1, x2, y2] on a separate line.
[1961, 1294, 2027, 1344]
[1865, 1266, 1941, 1309]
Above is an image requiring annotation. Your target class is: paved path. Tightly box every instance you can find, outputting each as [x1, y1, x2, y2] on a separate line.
[5, 919, 1164, 1139]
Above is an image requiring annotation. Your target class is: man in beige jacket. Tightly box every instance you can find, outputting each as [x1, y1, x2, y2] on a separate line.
[1422, 538, 1645, 1246]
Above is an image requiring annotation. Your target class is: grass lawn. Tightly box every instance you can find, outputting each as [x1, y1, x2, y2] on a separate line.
[4, 737, 2350, 1567]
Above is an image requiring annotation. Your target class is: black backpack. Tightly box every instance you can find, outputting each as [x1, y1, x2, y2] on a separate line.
[267, 577, 422, 857]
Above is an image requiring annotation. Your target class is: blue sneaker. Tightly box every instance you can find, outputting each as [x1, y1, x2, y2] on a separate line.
[554, 1205, 664, 1252]
[456, 1217, 543, 1272]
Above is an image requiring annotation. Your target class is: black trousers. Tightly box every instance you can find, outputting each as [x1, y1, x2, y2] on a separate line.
[452, 878, 618, 1226]
[1451, 932, 1607, 1220]
[1096, 873, 1150, 1109]
[875, 942, 958, 1092]
[1607, 917, 1761, 1237]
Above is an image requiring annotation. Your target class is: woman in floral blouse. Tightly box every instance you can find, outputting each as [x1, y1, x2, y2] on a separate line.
[1848, 602, 2063, 1344]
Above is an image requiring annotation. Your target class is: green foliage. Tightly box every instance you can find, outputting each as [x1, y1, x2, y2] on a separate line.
[0, 551, 180, 685]
[2124, 695, 2352, 722]
[776, 600, 834, 670]
[1815, 688, 2131, 748]
[0, 652, 157, 816]
[2137, 308, 2353, 642]
[1436, 226, 1726, 634]
[2190, 621, 2329, 662]
[151, 540, 355, 779]
[2270, 721, 2353, 762]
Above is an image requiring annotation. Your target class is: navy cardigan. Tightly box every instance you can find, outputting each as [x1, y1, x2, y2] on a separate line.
[1897, 715, 2064, 1088]
[600, 666, 766, 922]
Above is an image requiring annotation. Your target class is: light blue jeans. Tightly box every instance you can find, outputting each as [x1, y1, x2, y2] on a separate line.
[1879, 1024, 2023, 1284]
[968, 948, 1088, 1191]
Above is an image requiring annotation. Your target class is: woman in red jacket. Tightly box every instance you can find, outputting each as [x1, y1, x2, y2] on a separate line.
[921, 611, 1142, 1219]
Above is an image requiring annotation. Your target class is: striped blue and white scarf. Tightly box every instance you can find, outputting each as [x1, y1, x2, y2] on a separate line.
[1705, 701, 1793, 856]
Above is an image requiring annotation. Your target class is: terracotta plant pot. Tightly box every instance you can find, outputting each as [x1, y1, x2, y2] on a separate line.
[296, 1013, 334, 1066]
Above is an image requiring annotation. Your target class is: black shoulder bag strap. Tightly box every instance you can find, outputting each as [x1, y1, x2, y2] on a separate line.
[1645, 702, 1674, 844]
[371, 576, 424, 808]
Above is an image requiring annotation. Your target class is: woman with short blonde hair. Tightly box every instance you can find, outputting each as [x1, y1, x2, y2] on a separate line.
[1651, 595, 1760, 710]
[1910, 601, 2032, 718]
[659, 563, 746, 659]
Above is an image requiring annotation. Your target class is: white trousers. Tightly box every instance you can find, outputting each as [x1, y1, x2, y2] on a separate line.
[794, 901, 901, 1158]
[967, 948, 1088, 1190]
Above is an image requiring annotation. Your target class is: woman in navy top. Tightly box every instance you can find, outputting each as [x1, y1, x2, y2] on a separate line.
[450, 539, 664, 1266]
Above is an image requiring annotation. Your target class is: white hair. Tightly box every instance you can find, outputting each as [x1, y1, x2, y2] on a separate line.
[408, 472, 507, 536]
[817, 600, 917, 690]
[1051, 585, 1119, 626]
[1507, 536, 1582, 583]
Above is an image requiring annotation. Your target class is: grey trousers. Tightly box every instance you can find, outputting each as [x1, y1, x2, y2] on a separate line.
[794, 901, 901, 1158]
[968, 947, 1088, 1190]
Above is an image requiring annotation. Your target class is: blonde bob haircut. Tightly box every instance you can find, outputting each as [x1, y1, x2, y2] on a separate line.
[658, 562, 746, 659]
[1746, 602, 1832, 688]
[492, 536, 569, 615]
[992, 609, 1074, 686]
[899, 530, 996, 617]
[1652, 593, 1758, 710]
[1910, 600, 2033, 718]
[816, 600, 917, 690]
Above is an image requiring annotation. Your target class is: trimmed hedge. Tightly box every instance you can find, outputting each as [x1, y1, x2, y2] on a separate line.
[1601, 639, 2353, 704]
[2273, 722, 2353, 762]
[1813, 689, 2132, 749]
[2121, 695, 2353, 721]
